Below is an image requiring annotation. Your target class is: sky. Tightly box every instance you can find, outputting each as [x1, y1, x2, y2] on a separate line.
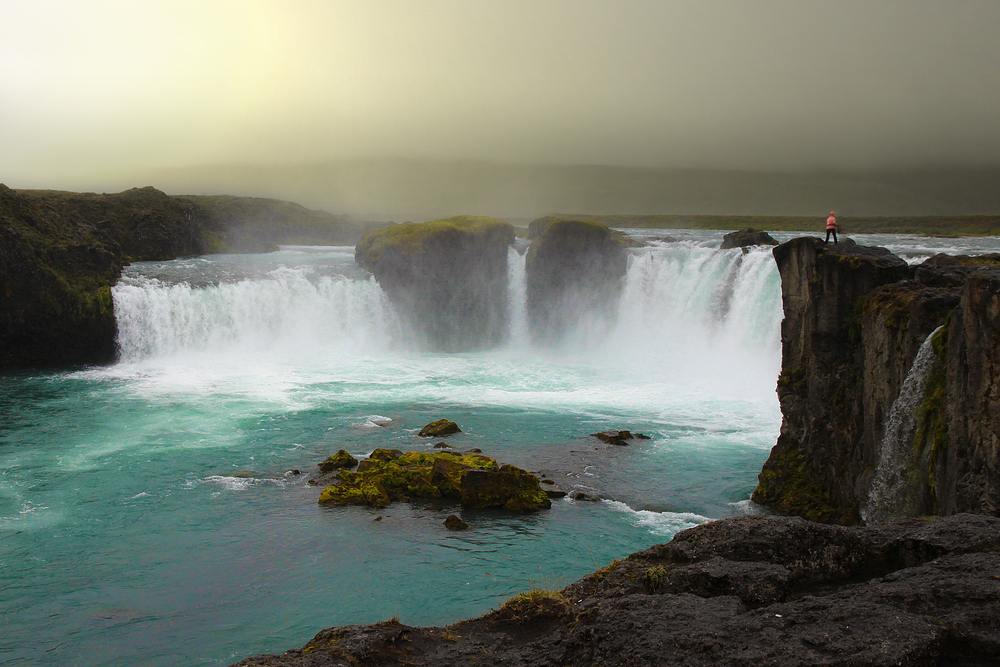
[3, 0, 1000, 190]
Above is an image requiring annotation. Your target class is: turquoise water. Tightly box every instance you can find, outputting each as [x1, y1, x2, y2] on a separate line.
[4, 230, 993, 666]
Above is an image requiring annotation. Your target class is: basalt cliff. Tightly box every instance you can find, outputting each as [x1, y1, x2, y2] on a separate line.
[753, 237, 1000, 524]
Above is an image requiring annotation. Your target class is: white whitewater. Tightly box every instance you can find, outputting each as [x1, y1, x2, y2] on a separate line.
[114, 268, 400, 361]
[112, 241, 783, 399]
[863, 326, 943, 525]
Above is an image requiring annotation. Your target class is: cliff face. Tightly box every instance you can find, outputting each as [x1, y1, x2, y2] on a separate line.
[525, 219, 628, 343]
[1, 185, 370, 367]
[1, 185, 122, 366]
[355, 216, 516, 351]
[753, 237, 1000, 524]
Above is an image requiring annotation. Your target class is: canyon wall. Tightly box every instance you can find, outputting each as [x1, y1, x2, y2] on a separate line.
[753, 237, 1000, 524]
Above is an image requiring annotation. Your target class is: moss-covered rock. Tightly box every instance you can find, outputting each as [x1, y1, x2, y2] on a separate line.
[524, 218, 628, 342]
[319, 449, 359, 472]
[460, 464, 552, 512]
[316, 450, 549, 512]
[355, 216, 516, 351]
[418, 419, 461, 437]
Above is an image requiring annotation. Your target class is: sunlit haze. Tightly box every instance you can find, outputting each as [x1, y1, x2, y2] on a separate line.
[3, 0, 1000, 213]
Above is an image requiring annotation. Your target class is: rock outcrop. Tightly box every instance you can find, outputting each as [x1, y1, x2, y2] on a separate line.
[1, 185, 373, 367]
[315, 449, 550, 512]
[525, 219, 628, 342]
[355, 216, 516, 351]
[719, 228, 778, 249]
[231, 513, 1000, 666]
[753, 237, 1000, 524]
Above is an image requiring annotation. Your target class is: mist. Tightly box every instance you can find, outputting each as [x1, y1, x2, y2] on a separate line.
[3, 1, 1000, 214]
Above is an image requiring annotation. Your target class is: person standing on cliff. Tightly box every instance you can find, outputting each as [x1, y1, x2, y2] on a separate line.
[825, 211, 838, 244]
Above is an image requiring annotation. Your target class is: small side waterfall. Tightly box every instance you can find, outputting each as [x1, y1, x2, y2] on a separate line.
[862, 326, 943, 524]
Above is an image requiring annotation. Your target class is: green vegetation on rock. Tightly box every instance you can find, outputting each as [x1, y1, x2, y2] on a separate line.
[317, 450, 549, 512]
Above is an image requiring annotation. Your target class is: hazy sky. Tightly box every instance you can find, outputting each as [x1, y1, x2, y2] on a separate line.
[3, 0, 1000, 189]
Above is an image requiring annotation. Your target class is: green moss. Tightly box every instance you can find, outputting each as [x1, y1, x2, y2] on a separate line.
[317, 450, 545, 510]
[355, 216, 514, 270]
[752, 437, 857, 525]
[642, 565, 670, 591]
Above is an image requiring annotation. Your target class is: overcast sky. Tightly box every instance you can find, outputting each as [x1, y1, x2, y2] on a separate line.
[3, 0, 1000, 189]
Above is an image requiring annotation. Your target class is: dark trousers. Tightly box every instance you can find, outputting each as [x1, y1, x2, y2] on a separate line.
[825, 228, 838, 244]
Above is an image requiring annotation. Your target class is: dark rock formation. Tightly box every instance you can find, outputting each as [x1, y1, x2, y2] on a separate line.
[460, 465, 552, 512]
[231, 513, 1000, 667]
[418, 419, 461, 437]
[1, 185, 122, 366]
[355, 216, 516, 351]
[1, 185, 372, 368]
[753, 237, 1000, 524]
[316, 450, 549, 513]
[525, 219, 628, 342]
[319, 450, 358, 473]
[719, 228, 778, 249]
[590, 430, 650, 446]
[443, 515, 469, 531]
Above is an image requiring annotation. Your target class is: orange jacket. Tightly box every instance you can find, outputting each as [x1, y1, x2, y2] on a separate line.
[826, 214, 837, 230]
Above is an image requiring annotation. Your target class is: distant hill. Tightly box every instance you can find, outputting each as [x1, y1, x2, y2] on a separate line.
[140, 160, 1000, 220]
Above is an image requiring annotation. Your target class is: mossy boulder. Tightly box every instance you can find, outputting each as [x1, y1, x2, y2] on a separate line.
[319, 449, 359, 472]
[354, 216, 516, 351]
[524, 218, 628, 342]
[460, 465, 552, 512]
[317, 450, 550, 512]
[418, 419, 462, 437]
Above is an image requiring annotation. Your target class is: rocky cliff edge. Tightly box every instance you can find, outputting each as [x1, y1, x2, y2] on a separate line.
[232, 513, 1000, 666]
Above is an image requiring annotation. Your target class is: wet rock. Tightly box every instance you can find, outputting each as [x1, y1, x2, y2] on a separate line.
[443, 515, 468, 531]
[590, 430, 649, 446]
[354, 216, 515, 351]
[418, 420, 461, 437]
[719, 228, 778, 249]
[319, 450, 358, 472]
[432, 441, 453, 449]
[569, 490, 601, 502]
[317, 450, 549, 513]
[525, 218, 628, 343]
[460, 465, 552, 512]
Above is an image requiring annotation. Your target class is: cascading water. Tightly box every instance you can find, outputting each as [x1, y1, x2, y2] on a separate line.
[862, 326, 943, 525]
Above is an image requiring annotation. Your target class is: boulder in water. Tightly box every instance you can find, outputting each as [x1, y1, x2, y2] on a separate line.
[443, 515, 469, 530]
[319, 449, 358, 472]
[354, 216, 515, 351]
[418, 419, 461, 437]
[460, 465, 552, 512]
[719, 228, 778, 249]
[590, 430, 650, 446]
[317, 450, 550, 512]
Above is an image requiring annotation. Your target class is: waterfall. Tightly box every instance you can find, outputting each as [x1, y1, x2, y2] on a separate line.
[862, 326, 943, 525]
[112, 241, 783, 394]
[506, 245, 530, 349]
[113, 267, 400, 361]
